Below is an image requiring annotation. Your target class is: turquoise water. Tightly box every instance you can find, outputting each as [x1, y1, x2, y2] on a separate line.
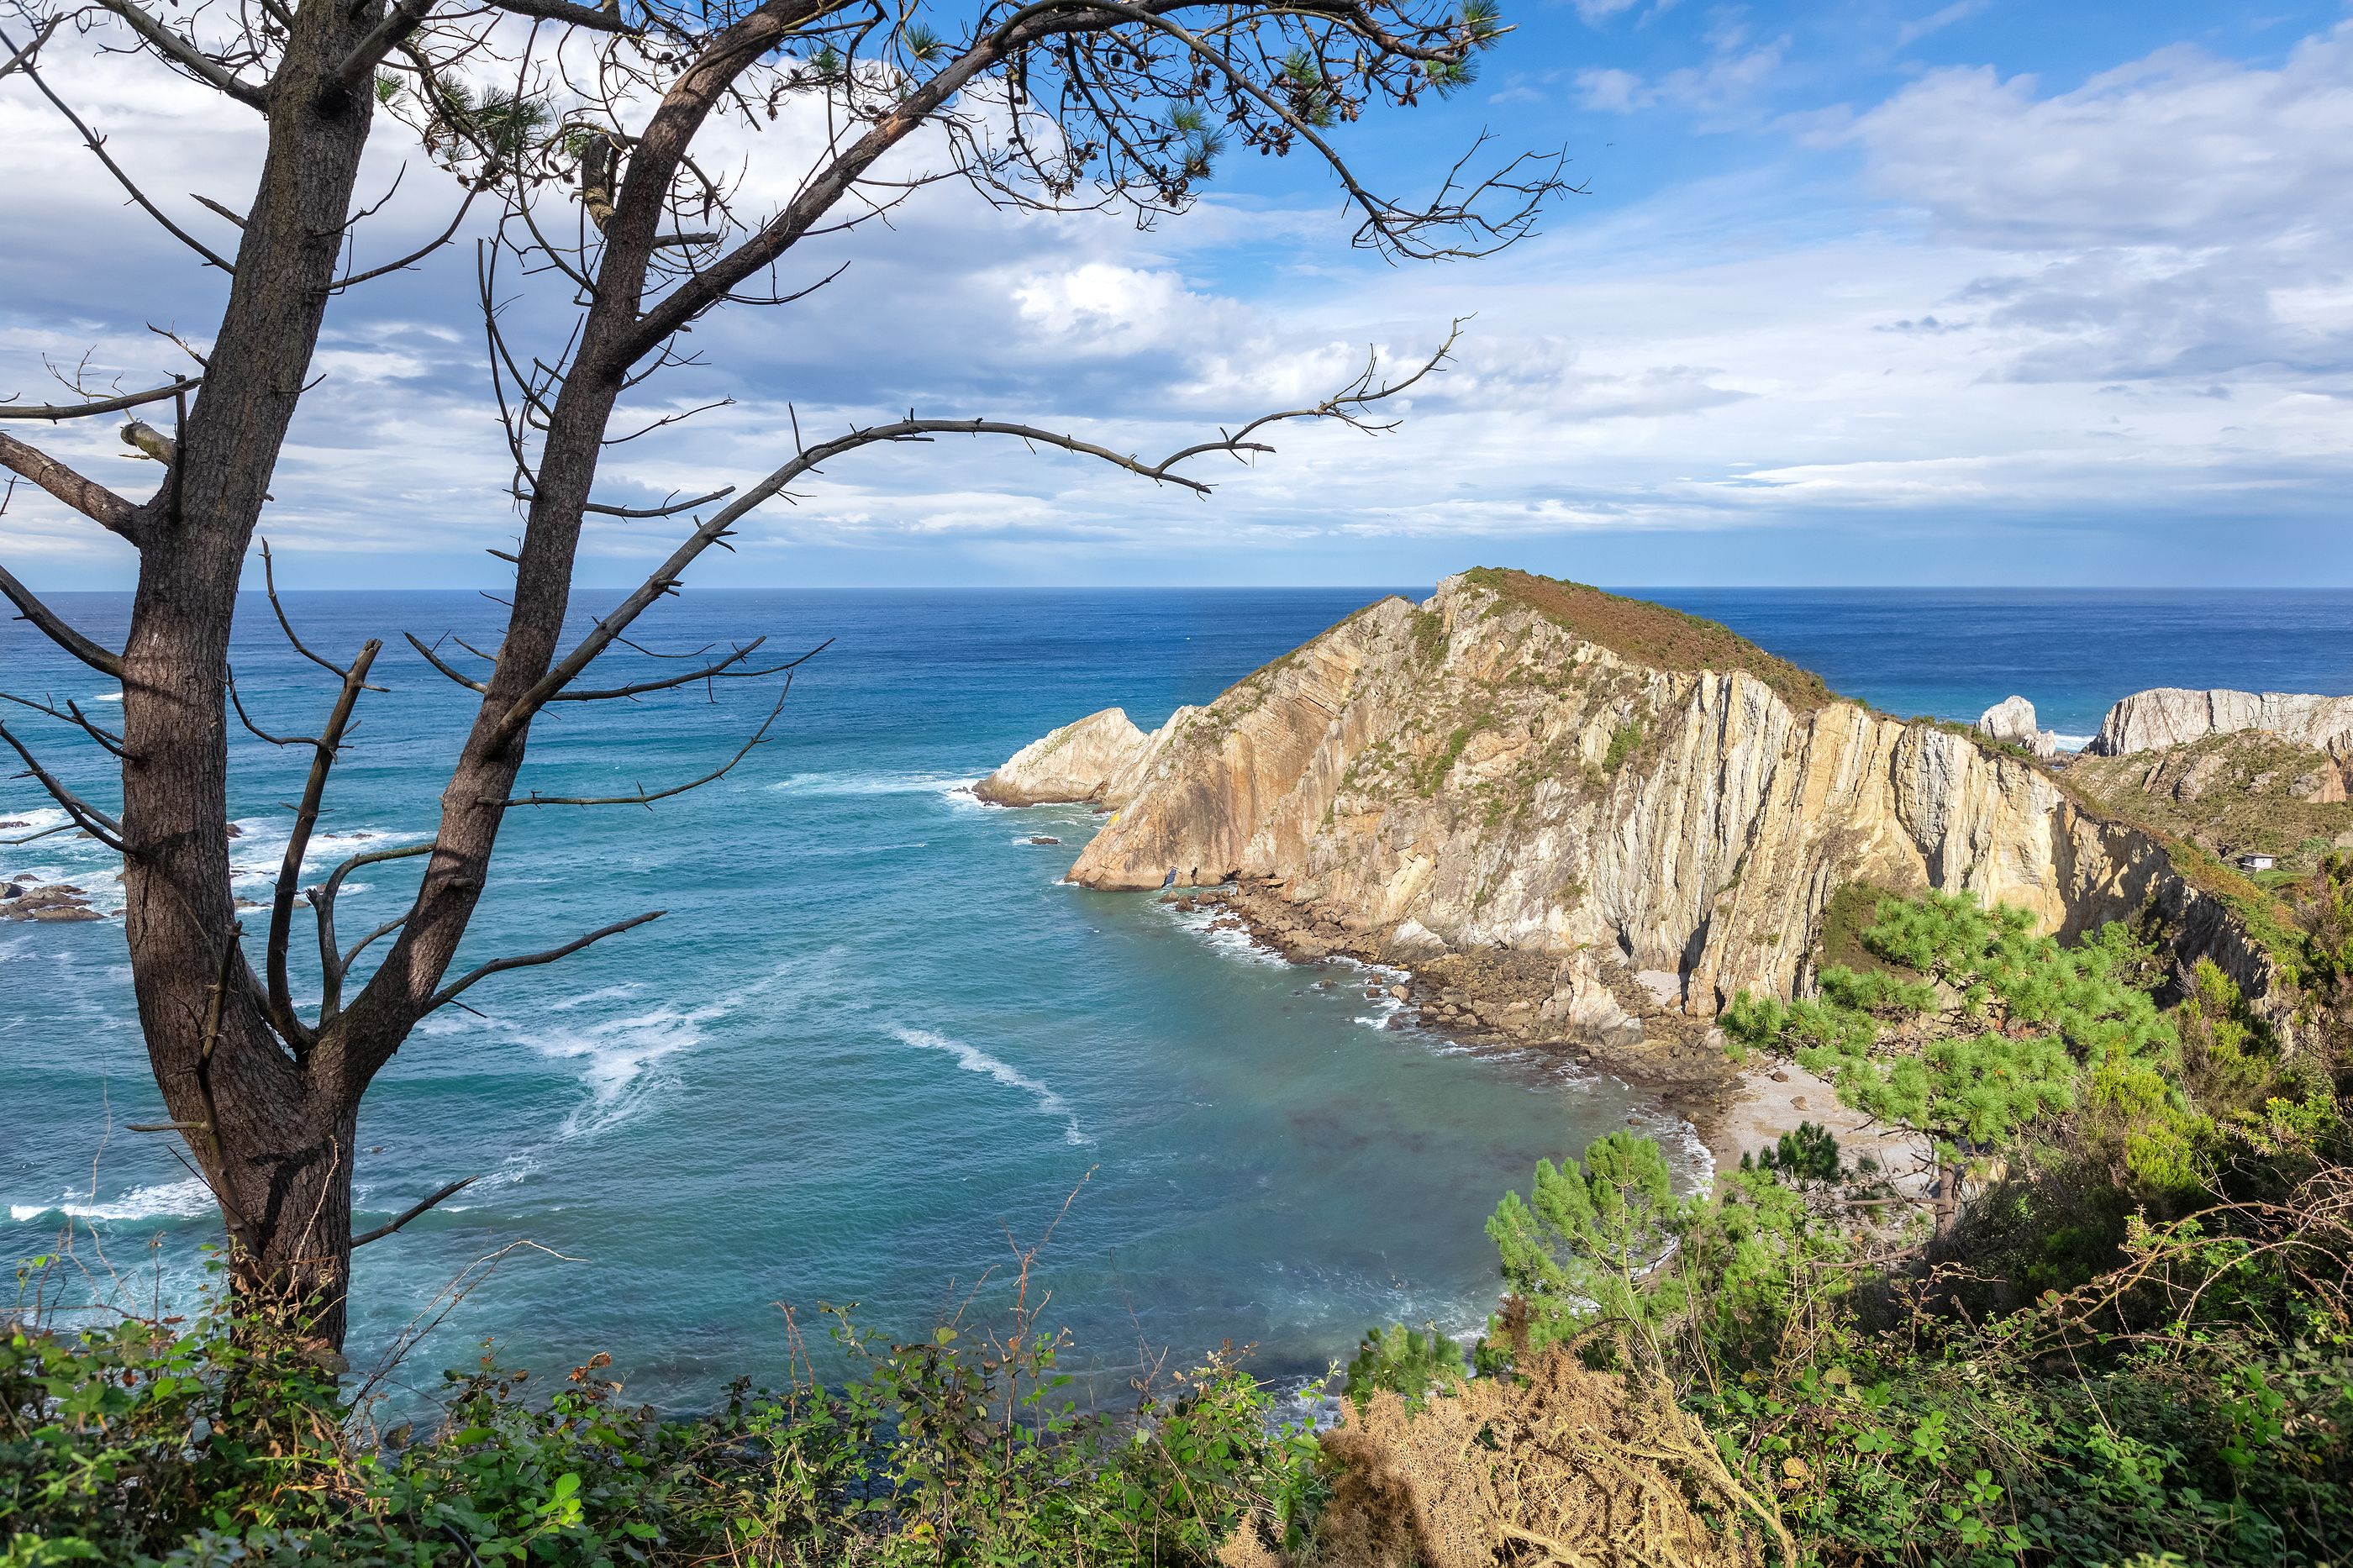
[6, 585, 2350, 1409]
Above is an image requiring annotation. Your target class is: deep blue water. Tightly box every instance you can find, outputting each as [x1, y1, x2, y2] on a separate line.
[5, 585, 2350, 1410]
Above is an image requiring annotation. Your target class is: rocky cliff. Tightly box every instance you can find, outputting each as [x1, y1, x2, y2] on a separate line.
[973, 707, 1155, 805]
[992, 571, 2288, 1087]
[2091, 687, 2353, 757]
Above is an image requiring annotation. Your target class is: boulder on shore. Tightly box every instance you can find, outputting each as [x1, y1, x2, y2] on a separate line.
[1976, 695, 2059, 759]
[2091, 687, 2353, 757]
[973, 707, 1155, 806]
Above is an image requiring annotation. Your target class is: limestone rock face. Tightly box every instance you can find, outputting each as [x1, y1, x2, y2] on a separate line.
[1977, 696, 2058, 759]
[1044, 572, 2272, 1018]
[2091, 688, 2353, 757]
[973, 707, 1157, 806]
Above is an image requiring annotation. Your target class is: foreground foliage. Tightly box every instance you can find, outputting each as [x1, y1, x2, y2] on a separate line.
[3, 1281, 1319, 1566]
[12, 883, 2353, 1565]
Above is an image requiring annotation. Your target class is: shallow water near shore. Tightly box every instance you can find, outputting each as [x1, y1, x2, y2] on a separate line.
[5, 584, 2350, 1411]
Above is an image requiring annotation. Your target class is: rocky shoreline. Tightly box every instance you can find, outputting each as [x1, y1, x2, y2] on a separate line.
[1154, 876, 1907, 1178]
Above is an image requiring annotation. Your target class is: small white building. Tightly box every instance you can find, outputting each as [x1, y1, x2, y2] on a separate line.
[2236, 853, 2277, 873]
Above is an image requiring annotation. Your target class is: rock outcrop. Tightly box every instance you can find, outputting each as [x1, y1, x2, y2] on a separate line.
[2090, 687, 2353, 757]
[2064, 730, 2353, 870]
[972, 707, 1159, 806]
[1, 881, 104, 922]
[1976, 696, 2058, 759]
[992, 572, 2280, 1044]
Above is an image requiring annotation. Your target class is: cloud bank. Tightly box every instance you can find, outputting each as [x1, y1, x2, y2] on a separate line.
[2, 9, 2348, 586]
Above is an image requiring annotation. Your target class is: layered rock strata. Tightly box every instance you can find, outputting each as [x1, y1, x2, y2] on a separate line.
[2092, 687, 2353, 757]
[994, 571, 2285, 1097]
[972, 707, 1155, 805]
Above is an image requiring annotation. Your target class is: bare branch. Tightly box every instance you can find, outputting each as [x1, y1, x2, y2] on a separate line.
[120, 418, 175, 466]
[426, 910, 666, 1014]
[613, 32, 1005, 370]
[92, 0, 268, 109]
[0, 563, 126, 677]
[0, 689, 127, 757]
[351, 1175, 480, 1247]
[502, 324, 1448, 739]
[228, 671, 314, 748]
[554, 635, 813, 702]
[0, 27, 236, 272]
[483, 0, 640, 33]
[266, 639, 383, 1055]
[0, 14, 60, 80]
[582, 485, 734, 518]
[338, 912, 408, 978]
[0, 720, 126, 853]
[502, 679, 798, 807]
[260, 541, 373, 681]
[309, 840, 435, 1017]
[329, 185, 482, 293]
[0, 431, 141, 540]
[403, 631, 490, 694]
[339, 0, 435, 88]
[192, 193, 247, 229]
[0, 376, 201, 422]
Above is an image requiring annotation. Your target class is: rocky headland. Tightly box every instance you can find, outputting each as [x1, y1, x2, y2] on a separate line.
[982, 570, 2298, 1160]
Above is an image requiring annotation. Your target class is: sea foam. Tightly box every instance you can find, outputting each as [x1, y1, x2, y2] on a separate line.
[890, 1024, 1092, 1146]
[9, 1177, 214, 1225]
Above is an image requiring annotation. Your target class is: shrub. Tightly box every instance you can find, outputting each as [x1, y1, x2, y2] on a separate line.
[2, 1262, 1319, 1565]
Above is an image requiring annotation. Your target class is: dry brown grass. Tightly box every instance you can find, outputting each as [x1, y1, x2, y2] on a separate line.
[1228, 1350, 1782, 1568]
[1461, 569, 1835, 713]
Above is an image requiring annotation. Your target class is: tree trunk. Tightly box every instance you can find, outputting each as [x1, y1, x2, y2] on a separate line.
[1930, 1156, 1964, 1241]
[117, 3, 376, 1350]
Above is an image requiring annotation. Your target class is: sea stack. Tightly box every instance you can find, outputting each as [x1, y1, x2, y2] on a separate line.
[1975, 695, 2058, 759]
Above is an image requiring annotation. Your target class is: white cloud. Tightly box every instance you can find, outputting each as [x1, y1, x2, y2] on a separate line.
[1575, 25, 1785, 115]
[1855, 27, 2353, 250]
[1572, 0, 1648, 24]
[4, 12, 2350, 583]
[1850, 24, 2353, 389]
[1894, 1, 1991, 50]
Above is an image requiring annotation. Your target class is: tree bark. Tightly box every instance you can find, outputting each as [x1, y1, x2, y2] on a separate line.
[118, 0, 376, 1348]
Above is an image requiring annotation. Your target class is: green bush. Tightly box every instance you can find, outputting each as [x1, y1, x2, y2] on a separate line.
[2, 1265, 1319, 1565]
[1340, 1323, 1465, 1412]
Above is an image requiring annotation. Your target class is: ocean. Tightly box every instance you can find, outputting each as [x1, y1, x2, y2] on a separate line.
[6, 585, 2350, 1409]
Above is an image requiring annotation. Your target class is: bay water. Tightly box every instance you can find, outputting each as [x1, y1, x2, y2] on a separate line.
[5, 585, 2349, 1409]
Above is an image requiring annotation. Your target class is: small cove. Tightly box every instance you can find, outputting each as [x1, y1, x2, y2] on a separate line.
[6, 584, 2350, 1410]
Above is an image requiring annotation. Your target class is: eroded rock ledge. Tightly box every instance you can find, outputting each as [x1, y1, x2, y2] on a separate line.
[987, 571, 2285, 1109]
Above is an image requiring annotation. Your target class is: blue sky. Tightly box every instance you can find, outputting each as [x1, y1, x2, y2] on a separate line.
[3, 1, 2350, 587]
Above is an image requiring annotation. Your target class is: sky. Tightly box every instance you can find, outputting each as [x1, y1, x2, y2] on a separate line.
[3, 0, 2350, 589]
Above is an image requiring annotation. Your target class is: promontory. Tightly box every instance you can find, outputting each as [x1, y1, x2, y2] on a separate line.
[980, 570, 2292, 1103]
